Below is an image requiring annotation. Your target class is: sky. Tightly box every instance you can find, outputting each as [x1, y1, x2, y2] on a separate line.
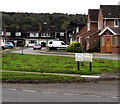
[0, 0, 119, 14]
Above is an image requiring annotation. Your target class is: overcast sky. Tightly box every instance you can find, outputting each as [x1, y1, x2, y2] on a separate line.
[0, 0, 119, 14]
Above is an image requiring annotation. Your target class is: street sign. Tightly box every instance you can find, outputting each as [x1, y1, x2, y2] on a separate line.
[75, 53, 93, 71]
[75, 53, 92, 62]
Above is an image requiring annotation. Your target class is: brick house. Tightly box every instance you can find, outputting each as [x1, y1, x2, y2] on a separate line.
[98, 5, 120, 54]
[75, 9, 100, 51]
[75, 5, 120, 54]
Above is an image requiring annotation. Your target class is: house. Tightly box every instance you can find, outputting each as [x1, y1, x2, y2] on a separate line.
[2, 28, 26, 46]
[99, 27, 120, 54]
[3, 26, 56, 47]
[75, 5, 120, 54]
[98, 5, 120, 54]
[75, 9, 100, 51]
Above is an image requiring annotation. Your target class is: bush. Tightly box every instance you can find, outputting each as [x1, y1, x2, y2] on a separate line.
[66, 41, 83, 53]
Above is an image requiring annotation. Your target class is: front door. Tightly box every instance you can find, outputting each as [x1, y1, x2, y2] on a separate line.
[105, 36, 112, 52]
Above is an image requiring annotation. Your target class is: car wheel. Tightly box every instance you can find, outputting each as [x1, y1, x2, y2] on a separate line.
[10, 46, 13, 48]
[1, 47, 5, 50]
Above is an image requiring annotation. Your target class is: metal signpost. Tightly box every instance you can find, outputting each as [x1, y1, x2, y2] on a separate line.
[75, 53, 92, 71]
[14, 41, 17, 50]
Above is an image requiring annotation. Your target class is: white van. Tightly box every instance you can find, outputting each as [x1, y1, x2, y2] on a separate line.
[48, 40, 68, 50]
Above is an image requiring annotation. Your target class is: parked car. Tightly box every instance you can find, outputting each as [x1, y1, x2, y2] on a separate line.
[1, 42, 7, 50]
[48, 40, 68, 50]
[33, 44, 41, 50]
[5, 42, 14, 48]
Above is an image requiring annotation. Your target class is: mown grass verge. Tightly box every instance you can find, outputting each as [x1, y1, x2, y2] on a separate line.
[2, 53, 120, 75]
[1, 72, 81, 83]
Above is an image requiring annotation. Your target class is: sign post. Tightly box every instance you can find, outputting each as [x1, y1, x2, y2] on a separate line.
[89, 62, 92, 71]
[77, 61, 80, 70]
[75, 53, 92, 71]
[14, 41, 17, 50]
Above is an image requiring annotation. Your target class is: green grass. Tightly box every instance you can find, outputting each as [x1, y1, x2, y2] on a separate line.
[2, 53, 120, 75]
[1, 72, 80, 81]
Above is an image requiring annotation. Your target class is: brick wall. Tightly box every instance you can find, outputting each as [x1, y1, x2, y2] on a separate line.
[112, 46, 120, 54]
[106, 20, 114, 27]
[90, 23, 98, 31]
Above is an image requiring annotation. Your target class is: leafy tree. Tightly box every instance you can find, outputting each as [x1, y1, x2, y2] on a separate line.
[2, 12, 87, 31]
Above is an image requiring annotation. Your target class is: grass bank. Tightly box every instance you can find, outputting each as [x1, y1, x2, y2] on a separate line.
[2, 53, 119, 75]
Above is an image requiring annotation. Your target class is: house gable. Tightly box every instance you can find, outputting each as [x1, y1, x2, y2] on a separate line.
[99, 27, 120, 36]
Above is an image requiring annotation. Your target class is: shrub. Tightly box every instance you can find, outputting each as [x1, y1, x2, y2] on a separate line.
[66, 41, 83, 53]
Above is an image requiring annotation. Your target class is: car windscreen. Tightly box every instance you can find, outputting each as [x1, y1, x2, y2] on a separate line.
[35, 44, 40, 46]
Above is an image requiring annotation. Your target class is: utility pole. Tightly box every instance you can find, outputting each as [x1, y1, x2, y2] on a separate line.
[66, 29, 67, 44]
[44, 22, 48, 50]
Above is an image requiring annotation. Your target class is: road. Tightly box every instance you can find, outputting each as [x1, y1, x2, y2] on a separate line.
[2, 81, 119, 102]
[7, 47, 120, 60]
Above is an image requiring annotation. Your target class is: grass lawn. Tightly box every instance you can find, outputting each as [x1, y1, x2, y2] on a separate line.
[1, 72, 80, 83]
[2, 53, 120, 75]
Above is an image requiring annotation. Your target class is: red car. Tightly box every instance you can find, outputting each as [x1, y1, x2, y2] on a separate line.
[33, 44, 42, 50]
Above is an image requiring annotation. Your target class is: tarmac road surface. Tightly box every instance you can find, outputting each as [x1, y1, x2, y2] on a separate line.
[2, 81, 119, 102]
[5, 47, 120, 60]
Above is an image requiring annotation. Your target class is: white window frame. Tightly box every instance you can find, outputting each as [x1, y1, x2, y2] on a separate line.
[114, 19, 119, 27]
[41, 33, 50, 37]
[6, 32, 11, 36]
[87, 23, 90, 31]
[60, 32, 64, 36]
[30, 33, 39, 37]
[76, 27, 79, 33]
[98, 20, 102, 30]
[86, 37, 89, 50]
[15, 32, 21, 36]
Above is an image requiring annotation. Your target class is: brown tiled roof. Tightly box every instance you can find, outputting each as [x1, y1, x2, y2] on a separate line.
[88, 9, 99, 21]
[75, 25, 99, 38]
[100, 5, 120, 18]
[109, 27, 120, 35]
[75, 25, 87, 37]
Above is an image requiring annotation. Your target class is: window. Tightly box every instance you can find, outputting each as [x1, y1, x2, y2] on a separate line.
[29, 40, 37, 44]
[117, 36, 120, 46]
[60, 32, 64, 36]
[112, 36, 115, 46]
[114, 19, 119, 27]
[47, 33, 50, 37]
[30, 33, 39, 37]
[86, 37, 89, 50]
[98, 20, 102, 30]
[6, 32, 11, 36]
[49, 41, 53, 44]
[15, 32, 21, 36]
[76, 27, 79, 33]
[87, 23, 90, 31]
[61, 42, 65, 45]
[101, 36, 105, 46]
[41, 33, 50, 37]
[112, 36, 120, 46]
